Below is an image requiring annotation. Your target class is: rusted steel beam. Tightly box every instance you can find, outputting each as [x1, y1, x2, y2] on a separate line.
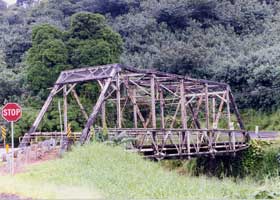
[188, 104, 201, 129]
[63, 85, 68, 134]
[19, 85, 61, 148]
[102, 127, 247, 133]
[151, 75, 157, 128]
[80, 66, 118, 144]
[180, 80, 187, 129]
[214, 92, 227, 126]
[125, 81, 147, 128]
[132, 88, 138, 128]
[71, 88, 89, 120]
[56, 64, 118, 85]
[228, 89, 249, 142]
[122, 65, 228, 87]
[205, 84, 210, 129]
[159, 89, 165, 129]
[116, 72, 122, 128]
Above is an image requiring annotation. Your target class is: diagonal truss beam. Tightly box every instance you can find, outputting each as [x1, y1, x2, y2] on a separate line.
[80, 66, 118, 144]
[19, 85, 61, 147]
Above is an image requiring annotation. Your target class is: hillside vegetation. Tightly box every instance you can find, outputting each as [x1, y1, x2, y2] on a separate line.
[0, 0, 280, 110]
[0, 143, 280, 199]
[0, 0, 279, 141]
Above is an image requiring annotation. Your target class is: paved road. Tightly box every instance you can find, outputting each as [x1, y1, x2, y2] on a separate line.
[249, 131, 280, 140]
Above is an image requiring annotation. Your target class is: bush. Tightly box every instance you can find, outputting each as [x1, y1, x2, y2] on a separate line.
[178, 139, 280, 180]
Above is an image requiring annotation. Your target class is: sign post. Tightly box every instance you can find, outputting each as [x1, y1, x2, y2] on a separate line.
[1, 103, 22, 175]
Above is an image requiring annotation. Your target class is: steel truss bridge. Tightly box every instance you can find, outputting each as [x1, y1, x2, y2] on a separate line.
[20, 64, 250, 159]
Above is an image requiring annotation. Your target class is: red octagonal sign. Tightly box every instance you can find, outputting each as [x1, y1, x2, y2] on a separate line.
[2, 103, 22, 122]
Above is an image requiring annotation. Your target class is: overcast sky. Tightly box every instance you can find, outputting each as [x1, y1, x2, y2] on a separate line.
[3, 0, 16, 5]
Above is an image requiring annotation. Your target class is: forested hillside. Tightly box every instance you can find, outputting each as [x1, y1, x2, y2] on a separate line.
[0, 0, 280, 122]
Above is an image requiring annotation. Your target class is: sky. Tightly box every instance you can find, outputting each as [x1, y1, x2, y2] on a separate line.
[3, 0, 16, 5]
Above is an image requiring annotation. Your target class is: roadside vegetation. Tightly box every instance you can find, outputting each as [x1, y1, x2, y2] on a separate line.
[0, 142, 280, 199]
[162, 139, 280, 180]
[0, 0, 280, 141]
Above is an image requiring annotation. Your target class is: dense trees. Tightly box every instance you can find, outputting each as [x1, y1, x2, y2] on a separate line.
[0, 0, 280, 111]
[26, 12, 122, 97]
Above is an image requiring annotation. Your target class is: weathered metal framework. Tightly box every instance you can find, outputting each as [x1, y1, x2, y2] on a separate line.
[20, 64, 249, 159]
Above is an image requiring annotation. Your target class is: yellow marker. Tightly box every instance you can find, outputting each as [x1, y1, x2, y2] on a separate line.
[5, 144, 9, 153]
[67, 124, 72, 138]
[1, 126, 6, 146]
[1, 126, 6, 140]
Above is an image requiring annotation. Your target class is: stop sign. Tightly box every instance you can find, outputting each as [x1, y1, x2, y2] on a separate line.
[1, 103, 22, 122]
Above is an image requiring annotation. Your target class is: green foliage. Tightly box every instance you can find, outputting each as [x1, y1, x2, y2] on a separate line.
[67, 13, 122, 66]
[1, 0, 280, 110]
[26, 12, 122, 97]
[3, 142, 278, 199]
[26, 34, 70, 96]
[254, 190, 280, 199]
[177, 139, 280, 180]
[242, 109, 280, 131]
[14, 108, 37, 145]
[242, 140, 280, 179]
[0, 50, 23, 104]
[104, 131, 137, 147]
[31, 24, 63, 45]
[70, 13, 106, 40]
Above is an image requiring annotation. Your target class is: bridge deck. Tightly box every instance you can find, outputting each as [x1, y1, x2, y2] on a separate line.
[21, 128, 249, 159]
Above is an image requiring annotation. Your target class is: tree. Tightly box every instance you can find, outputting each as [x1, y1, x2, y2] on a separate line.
[26, 24, 69, 97]
[0, 50, 22, 104]
[68, 12, 122, 66]
[26, 12, 122, 97]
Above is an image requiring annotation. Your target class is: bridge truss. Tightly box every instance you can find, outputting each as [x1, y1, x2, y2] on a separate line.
[20, 64, 249, 159]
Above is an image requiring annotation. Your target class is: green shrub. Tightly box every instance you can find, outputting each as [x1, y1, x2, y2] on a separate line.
[177, 139, 280, 180]
[242, 140, 280, 179]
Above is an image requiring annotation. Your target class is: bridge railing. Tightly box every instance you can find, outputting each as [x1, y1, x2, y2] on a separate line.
[105, 128, 248, 159]
[19, 128, 248, 159]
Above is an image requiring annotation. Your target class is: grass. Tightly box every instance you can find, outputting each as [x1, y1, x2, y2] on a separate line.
[0, 143, 279, 199]
[242, 109, 280, 131]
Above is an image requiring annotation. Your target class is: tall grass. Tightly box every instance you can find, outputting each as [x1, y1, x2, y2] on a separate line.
[242, 109, 280, 131]
[0, 143, 279, 199]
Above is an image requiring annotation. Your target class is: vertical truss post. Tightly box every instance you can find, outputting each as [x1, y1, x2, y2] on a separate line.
[151, 75, 156, 129]
[159, 88, 165, 129]
[102, 102, 106, 128]
[227, 86, 235, 151]
[116, 72, 122, 128]
[205, 84, 212, 151]
[180, 80, 187, 129]
[226, 87, 231, 126]
[63, 85, 68, 134]
[180, 80, 189, 157]
[205, 84, 210, 129]
[212, 97, 216, 128]
[150, 75, 157, 156]
[132, 88, 138, 128]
